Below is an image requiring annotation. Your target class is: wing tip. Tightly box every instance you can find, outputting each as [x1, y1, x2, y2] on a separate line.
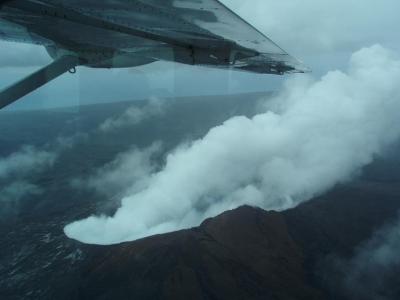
[233, 52, 311, 75]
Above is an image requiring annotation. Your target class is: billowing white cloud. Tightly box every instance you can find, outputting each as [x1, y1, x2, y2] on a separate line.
[99, 97, 167, 132]
[65, 45, 400, 245]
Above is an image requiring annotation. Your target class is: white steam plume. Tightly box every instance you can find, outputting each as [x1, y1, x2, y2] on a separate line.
[65, 45, 400, 245]
[0, 146, 56, 215]
[339, 213, 400, 299]
[0, 146, 56, 179]
[71, 142, 162, 198]
[0, 181, 42, 215]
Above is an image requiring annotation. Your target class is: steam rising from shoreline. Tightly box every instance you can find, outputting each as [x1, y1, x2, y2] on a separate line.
[342, 212, 400, 299]
[99, 97, 166, 132]
[65, 45, 400, 245]
[0, 146, 56, 215]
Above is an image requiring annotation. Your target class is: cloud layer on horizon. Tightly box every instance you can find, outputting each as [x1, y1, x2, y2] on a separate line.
[223, 0, 400, 54]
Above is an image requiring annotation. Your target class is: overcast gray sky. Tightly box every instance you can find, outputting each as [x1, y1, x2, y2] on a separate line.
[0, 0, 399, 110]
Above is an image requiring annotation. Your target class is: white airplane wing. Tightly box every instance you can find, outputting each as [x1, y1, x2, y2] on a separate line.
[0, 0, 308, 109]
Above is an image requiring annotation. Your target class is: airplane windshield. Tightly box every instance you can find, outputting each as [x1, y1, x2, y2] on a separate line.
[1, 1, 400, 299]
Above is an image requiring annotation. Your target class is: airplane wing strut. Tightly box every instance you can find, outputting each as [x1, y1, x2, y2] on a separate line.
[0, 55, 79, 109]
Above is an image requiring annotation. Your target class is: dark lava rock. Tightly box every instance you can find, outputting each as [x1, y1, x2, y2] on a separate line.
[72, 207, 322, 300]
[3, 179, 400, 300]
[65, 179, 400, 300]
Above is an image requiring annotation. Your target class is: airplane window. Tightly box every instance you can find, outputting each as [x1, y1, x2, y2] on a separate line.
[1, 1, 400, 299]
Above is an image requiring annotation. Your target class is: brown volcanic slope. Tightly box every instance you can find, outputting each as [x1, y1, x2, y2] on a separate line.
[2, 175, 400, 299]
[71, 207, 321, 300]
[62, 180, 400, 300]
[2, 180, 400, 300]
